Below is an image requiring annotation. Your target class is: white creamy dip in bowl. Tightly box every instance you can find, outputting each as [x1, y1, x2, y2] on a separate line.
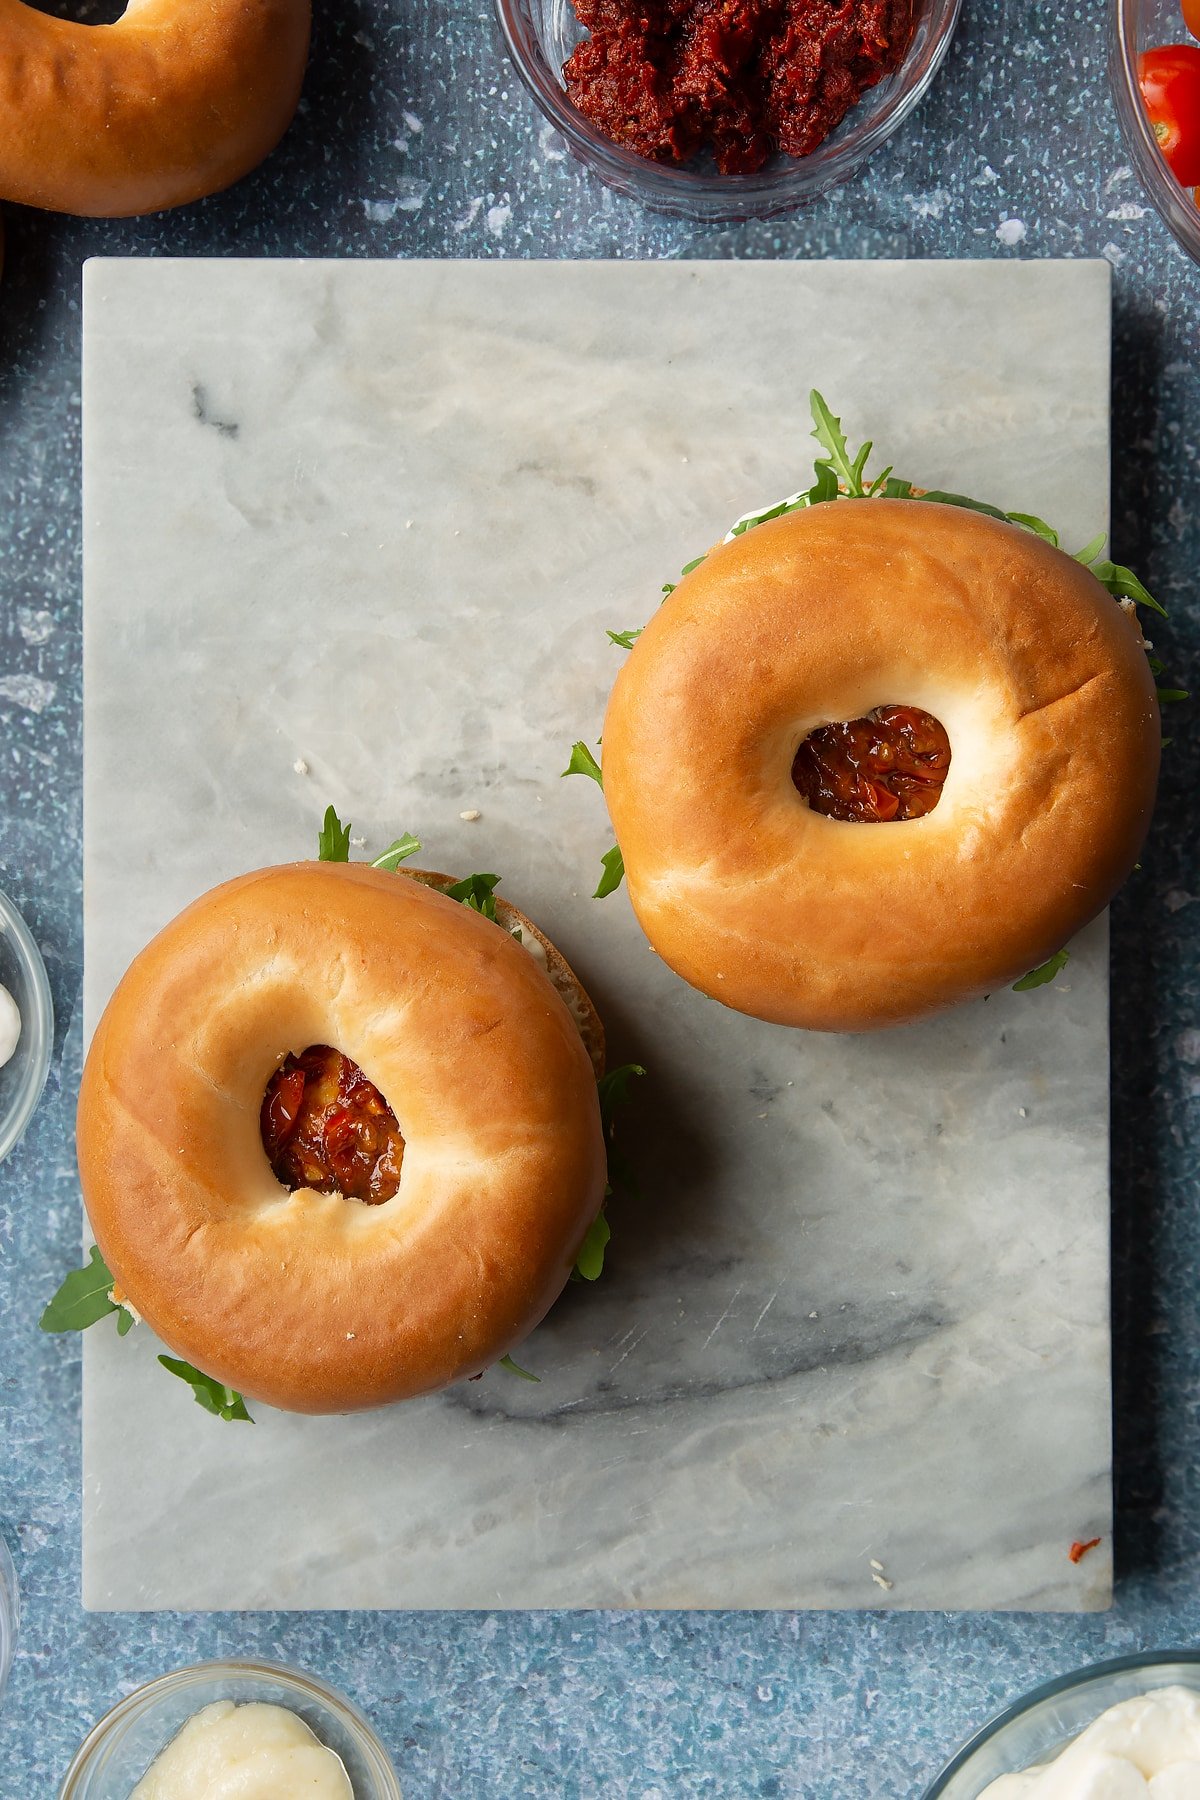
[58, 1661, 401, 1800]
[926, 1655, 1200, 1800]
[0, 886, 52, 1165]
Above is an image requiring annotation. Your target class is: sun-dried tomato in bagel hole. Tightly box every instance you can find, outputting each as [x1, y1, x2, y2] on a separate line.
[791, 704, 951, 823]
[261, 1044, 405, 1204]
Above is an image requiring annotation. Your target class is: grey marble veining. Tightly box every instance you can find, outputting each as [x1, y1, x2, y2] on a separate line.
[81, 257, 1113, 1613]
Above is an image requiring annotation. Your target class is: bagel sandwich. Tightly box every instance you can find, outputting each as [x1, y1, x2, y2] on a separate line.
[43, 812, 642, 1419]
[567, 392, 1175, 1032]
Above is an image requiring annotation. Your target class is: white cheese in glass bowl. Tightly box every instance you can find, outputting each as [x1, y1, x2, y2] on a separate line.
[130, 1699, 353, 1798]
[979, 1689, 1200, 1798]
[0, 984, 21, 1069]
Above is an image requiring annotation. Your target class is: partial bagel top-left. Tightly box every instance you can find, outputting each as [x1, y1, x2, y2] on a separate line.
[0, 0, 311, 217]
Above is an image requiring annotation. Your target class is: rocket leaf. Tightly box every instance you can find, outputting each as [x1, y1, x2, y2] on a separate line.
[158, 1356, 253, 1422]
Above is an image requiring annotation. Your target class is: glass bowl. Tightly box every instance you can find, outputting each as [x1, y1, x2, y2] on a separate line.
[924, 1651, 1200, 1797]
[496, 0, 962, 220]
[1110, 0, 1200, 264]
[0, 888, 53, 1165]
[59, 1660, 403, 1799]
[0, 1535, 18, 1713]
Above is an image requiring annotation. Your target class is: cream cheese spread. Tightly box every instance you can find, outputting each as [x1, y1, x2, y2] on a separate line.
[979, 1689, 1200, 1798]
[722, 493, 809, 542]
[0, 982, 20, 1069]
[130, 1700, 354, 1799]
[512, 924, 548, 966]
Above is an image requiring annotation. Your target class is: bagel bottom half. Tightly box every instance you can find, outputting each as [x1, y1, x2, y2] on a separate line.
[77, 862, 607, 1413]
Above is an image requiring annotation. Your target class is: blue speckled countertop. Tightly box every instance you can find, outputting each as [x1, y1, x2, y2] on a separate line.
[1, 0, 1198, 1792]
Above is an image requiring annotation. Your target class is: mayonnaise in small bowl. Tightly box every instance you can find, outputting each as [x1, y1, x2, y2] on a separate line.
[925, 1656, 1200, 1800]
[978, 1687, 1200, 1797]
[58, 1661, 402, 1800]
[130, 1699, 353, 1798]
[0, 982, 20, 1070]
[0, 887, 52, 1166]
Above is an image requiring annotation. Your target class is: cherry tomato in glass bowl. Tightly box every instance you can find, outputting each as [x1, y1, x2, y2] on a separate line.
[1184, 0, 1200, 43]
[1138, 45, 1200, 185]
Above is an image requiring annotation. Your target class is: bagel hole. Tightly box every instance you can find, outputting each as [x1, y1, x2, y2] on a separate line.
[791, 705, 951, 822]
[260, 1045, 404, 1204]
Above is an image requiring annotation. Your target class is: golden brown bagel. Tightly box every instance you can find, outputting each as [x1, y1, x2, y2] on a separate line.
[601, 499, 1161, 1032]
[77, 861, 607, 1412]
[0, 0, 310, 217]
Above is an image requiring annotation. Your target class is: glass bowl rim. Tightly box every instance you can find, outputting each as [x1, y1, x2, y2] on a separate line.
[494, 0, 964, 218]
[0, 1533, 18, 1712]
[0, 886, 54, 1166]
[923, 1648, 1200, 1796]
[58, 1657, 403, 1799]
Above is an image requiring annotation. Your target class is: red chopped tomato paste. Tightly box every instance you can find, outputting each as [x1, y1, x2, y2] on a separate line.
[261, 1044, 404, 1204]
[791, 704, 951, 822]
[563, 0, 913, 174]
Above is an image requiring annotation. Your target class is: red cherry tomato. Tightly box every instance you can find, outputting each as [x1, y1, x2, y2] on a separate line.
[1184, 0, 1200, 42]
[1138, 45, 1200, 185]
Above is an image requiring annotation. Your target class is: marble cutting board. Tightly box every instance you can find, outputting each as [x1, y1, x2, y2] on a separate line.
[81, 256, 1114, 1612]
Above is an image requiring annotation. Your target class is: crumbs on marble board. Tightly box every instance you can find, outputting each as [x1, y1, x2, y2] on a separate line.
[869, 1558, 894, 1592]
[460, 809, 482, 822]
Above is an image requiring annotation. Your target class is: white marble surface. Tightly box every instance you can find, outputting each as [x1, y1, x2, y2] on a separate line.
[81, 257, 1114, 1611]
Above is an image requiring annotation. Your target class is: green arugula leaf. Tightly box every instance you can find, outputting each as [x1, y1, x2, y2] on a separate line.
[371, 833, 422, 872]
[916, 490, 1010, 522]
[317, 804, 351, 862]
[594, 846, 625, 899]
[1157, 688, 1189, 704]
[1148, 655, 1165, 677]
[498, 1354, 540, 1382]
[562, 742, 604, 786]
[808, 462, 841, 505]
[661, 582, 677, 597]
[1072, 531, 1105, 564]
[848, 437, 875, 494]
[574, 1212, 611, 1282]
[1089, 560, 1168, 618]
[607, 628, 644, 649]
[810, 391, 866, 497]
[1007, 512, 1061, 547]
[597, 1062, 647, 1132]
[40, 1245, 132, 1335]
[1013, 948, 1070, 992]
[680, 554, 707, 576]
[729, 494, 813, 537]
[444, 872, 501, 921]
[576, 1063, 648, 1281]
[158, 1356, 254, 1422]
[881, 475, 915, 500]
